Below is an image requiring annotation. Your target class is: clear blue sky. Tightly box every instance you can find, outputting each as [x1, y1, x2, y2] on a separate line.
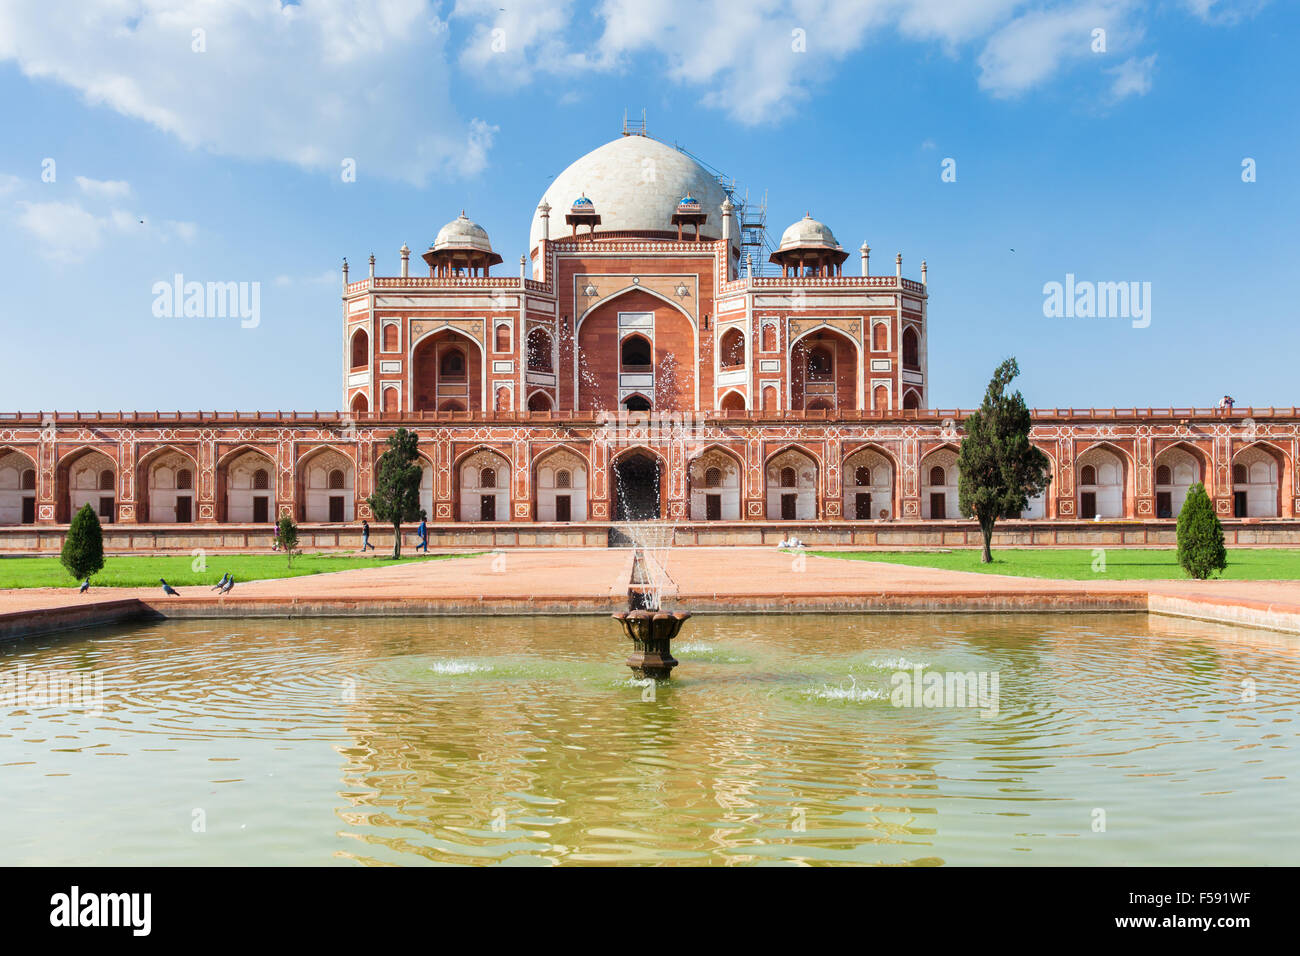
[0, 0, 1295, 412]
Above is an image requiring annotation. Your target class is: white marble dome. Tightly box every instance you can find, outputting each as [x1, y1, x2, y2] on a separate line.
[434, 211, 494, 254]
[777, 213, 841, 253]
[530, 136, 731, 251]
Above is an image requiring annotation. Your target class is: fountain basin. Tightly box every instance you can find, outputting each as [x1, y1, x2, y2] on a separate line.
[613, 609, 691, 679]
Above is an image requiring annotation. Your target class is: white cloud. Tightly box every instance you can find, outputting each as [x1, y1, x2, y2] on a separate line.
[13, 199, 196, 262]
[75, 175, 131, 198]
[14, 200, 110, 262]
[977, 1, 1135, 99]
[0, 0, 494, 184]
[1108, 53, 1156, 99]
[1180, 0, 1269, 24]
[0, 173, 23, 196]
[450, 0, 1245, 122]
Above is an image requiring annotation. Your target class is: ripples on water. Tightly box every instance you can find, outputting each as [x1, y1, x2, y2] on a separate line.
[1, 613, 1296, 866]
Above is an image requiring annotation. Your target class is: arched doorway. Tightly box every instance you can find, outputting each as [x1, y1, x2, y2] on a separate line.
[458, 449, 510, 522]
[612, 451, 661, 521]
[0, 450, 37, 524]
[412, 330, 482, 412]
[843, 446, 894, 520]
[1154, 445, 1202, 518]
[1231, 445, 1282, 517]
[688, 448, 742, 520]
[535, 448, 588, 522]
[765, 448, 817, 519]
[58, 449, 116, 523]
[139, 448, 198, 523]
[221, 448, 276, 523]
[790, 328, 857, 411]
[920, 447, 959, 519]
[298, 448, 354, 522]
[1077, 446, 1126, 519]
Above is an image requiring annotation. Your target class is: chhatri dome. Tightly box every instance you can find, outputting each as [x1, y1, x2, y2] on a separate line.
[424, 210, 502, 276]
[769, 212, 848, 277]
[529, 134, 732, 252]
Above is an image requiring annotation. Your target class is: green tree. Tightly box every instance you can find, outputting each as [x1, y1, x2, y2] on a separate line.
[1176, 482, 1227, 579]
[957, 357, 1052, 563]
[277, 514, 300, 568]
[61, 504, 105, 581]
[367, 427, 424, 559]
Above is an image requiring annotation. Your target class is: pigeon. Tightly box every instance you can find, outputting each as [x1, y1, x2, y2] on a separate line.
[219, 576, 235, 594]
[160, 578, 180, 596]
[211, 573, 230, 591]
[78, 578, 90, 594]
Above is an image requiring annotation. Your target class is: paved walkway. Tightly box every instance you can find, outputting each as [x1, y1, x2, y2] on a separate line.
[4, 548, 1300, 637]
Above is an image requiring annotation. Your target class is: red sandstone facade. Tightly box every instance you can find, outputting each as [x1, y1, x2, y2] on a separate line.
[1, 133, 1296, 549]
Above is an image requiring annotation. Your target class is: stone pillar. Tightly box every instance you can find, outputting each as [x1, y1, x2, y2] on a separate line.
[921, 260, 927, 285]
[37, 418, 56, 524]
[824, 438, 841, 519]
[368, 254, 375, 280]
[116, 437, 137, 524]
[197, 434, 218, 523]
[744, 436, 764, 521]
[895, 253, 902, 280]
[400, 243, 410, 278]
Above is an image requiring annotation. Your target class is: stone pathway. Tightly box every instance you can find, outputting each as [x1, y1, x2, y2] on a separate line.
[3, 547, 1300, 638]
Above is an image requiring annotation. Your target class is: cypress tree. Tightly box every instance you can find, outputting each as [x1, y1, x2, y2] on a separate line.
[367, 427, 424, 559]
[61, 504, 105, 582]
[1176, 482, 1227, 579]
[957, 357, 1052, 563]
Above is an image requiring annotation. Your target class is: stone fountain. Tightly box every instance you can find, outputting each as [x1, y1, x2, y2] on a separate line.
[613, 547, 690, 679]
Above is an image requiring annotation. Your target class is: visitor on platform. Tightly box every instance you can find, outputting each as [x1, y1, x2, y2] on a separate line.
[1219, 395, 1236, 413]
[271, 520, 279, 551]
[415, 517, 429, 553]
[361, 519, 375, 552]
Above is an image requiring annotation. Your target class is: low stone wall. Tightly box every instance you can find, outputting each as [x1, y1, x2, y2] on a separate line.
[3, 519, 1300, 554]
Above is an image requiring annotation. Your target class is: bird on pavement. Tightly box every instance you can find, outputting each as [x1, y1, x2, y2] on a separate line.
[219, 576, 235, 594]
[78, 578, 90, 594]
[211, 573, 230, 591]
[160, 578, 180, 596]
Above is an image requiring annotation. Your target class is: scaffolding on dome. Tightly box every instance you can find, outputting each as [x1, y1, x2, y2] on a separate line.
[670, 142, 773, 276]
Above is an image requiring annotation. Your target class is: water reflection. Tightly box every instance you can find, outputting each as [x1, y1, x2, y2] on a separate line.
[0, 613, 1296, 866]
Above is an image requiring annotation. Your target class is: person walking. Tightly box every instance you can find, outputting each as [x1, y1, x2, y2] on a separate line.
[361, 519, 375, 552]
[415, 516, 429, 553]
[271, 519, 279, 551]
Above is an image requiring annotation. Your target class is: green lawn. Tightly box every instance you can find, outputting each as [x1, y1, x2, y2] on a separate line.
[808, 548, 1300, 581]
[0, 551, 480, 589]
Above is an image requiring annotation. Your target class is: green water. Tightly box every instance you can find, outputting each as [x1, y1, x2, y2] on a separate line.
[1, 613, 1296, 866]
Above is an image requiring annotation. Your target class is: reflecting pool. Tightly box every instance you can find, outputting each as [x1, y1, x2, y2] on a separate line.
[1, 612, 1296, 865]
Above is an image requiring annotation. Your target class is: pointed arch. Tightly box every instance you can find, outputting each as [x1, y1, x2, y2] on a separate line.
[687, 443, 744, 521]
[456, 444, 512, 522]
[135, 444, 200, 523]
[296, 444, 356, 522]
[764, 443, 820, 520]
[55, 445, 118, 523]
[0, 446, 38, 525]
[843, 442, 898, 520]
[719, 389, 746, 411]
[1076, 440, 1131, 520]
[1230, 440, 1289, 518]
[575, 283, 698, 334]
[218, 444, 278, 523]
[533, 443, 591, 522]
